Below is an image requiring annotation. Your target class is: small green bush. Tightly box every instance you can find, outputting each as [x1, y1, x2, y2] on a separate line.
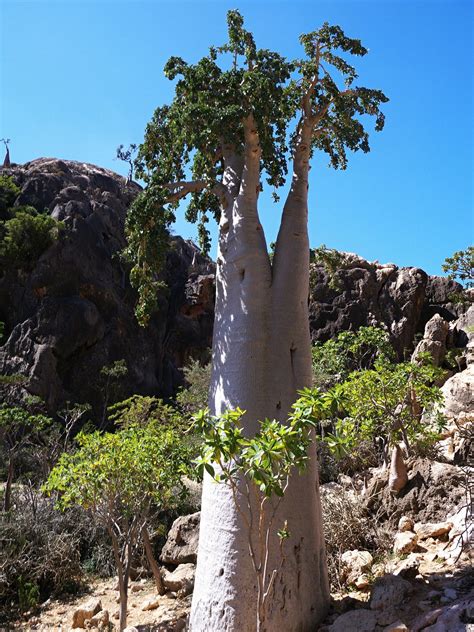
[0, 175, 20, 219]
[0, 210, 63, 270]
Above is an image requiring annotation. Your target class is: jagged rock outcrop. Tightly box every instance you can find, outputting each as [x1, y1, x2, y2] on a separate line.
[0, 159, 214, 416]
[309, 253, 467, 359]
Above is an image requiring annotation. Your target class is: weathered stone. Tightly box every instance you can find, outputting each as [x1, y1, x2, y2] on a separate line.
[397, 516, 414, 532]
[383, 622, 409, 632]
[162, 563, 196, 593]
[354, 574, 371, 590]
[341, 550, 373, 584]
[142, 596, 161, 611]
[412, 314, 449, 366]
[369, 574, 412, 611]
[71, 598, 102, 629]
[393, 531, 418, 555]
[329, 608, 378, 632]
[88, 609, 109, 629]
[0, 159, 215, 418]
[160, 512, 200, 565]
[414, 521, 453, 540]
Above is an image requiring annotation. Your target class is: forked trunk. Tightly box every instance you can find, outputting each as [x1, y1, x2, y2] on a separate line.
[190, 129, 330, 631]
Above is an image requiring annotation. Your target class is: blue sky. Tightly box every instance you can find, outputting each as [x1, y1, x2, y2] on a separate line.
[1, 0, 472, 275]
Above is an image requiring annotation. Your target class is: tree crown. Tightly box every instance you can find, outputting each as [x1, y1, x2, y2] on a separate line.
[124, 11, 388, 324]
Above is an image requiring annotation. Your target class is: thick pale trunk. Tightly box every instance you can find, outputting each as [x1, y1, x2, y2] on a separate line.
[190, 145, 329, 632]
[190, 118, 329, 631]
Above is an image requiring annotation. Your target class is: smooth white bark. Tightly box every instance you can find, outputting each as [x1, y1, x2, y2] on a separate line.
[190, 121, 330, 631]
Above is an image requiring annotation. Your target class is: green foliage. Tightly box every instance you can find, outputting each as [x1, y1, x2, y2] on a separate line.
[43, 423, 190, 517]
[0, 208, 63, 270]
[0, 175, 20, 219]
[312, 326, 394, 388]
[125, 10, 388, 324]
[315, 358, 446, 465]
[17, 576, 40, 611]
[310, 244, 349, 291]
[108, 394, 183, 430]
[116, 143, 137, 181]
[176, 359, 211, 416]
[442, 246, 473, 290]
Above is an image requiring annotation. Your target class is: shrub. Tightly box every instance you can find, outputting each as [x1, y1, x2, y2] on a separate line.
[321, 486, 391, 590]
[312, 326, 393, 389]
[0, 175, 20, 219]
[0, 209, 63, 270]
[0, 486, 111, 619]
[176, 358, 211, 416]
[43, 421, 193, 630]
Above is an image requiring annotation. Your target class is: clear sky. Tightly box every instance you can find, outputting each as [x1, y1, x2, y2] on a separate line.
[1, 0, 472, 275]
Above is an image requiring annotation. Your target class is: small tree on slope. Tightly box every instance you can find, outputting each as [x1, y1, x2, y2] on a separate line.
[126, 11, 388, 631]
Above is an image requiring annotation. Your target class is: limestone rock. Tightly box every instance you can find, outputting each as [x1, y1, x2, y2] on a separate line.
[341, 550, 373, 583]
[383, 622, 409, 632]
[393, 531, 418, 555]
[0, 159, 215, 418]
[412, 313, 449, 366]
[88, 609, 109, 629]
[397, 516, 414, 532]
[414, 521, 453, 540]
[440, 364, 474, 419]
[329, 608, 378, 632]
[142, 596, 161, 611]
[369, 574, 412, 611]
[163, 563, 196, 593]
[71, 598, 102, 629]
[160, 512, 200, 565]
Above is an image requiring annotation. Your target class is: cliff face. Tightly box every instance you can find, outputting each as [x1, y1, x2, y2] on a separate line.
[309, 252, 466, 359]
[0, 158, 468, 416]
[0, 159, 214, 415]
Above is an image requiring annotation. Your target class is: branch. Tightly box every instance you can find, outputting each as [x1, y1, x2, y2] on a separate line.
[162, 180, 227, 205]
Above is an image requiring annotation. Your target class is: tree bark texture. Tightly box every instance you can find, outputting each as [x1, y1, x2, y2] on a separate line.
[190, 120, 330, 631]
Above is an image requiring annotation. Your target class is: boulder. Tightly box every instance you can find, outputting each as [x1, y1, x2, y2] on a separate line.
[163, 563, 196, 593]
[411, 313, 449, 366]
[369, 574, 412, 611]
[397, 516, 414, 532]
[161, 512, 200, 565]
[142, 596, 161, 611]
[440, 364, 474, 419]
[329, 609, 378, 632]
[88, 609, 109, 629]
[341, 550, 373, 583]
[393, 531, 418, 555]
[414, 521, 453, 540]
[71, 598, 102, 629]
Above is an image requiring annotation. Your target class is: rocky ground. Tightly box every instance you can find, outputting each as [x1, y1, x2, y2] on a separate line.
[12, 356, 474, 631]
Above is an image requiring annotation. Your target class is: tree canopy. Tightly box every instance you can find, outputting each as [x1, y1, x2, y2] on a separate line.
[124, 10, 388, 324]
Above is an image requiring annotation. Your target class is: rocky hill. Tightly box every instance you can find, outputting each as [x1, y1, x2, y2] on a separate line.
[0, 159, 214, 417]
[0, 158, 470, 417]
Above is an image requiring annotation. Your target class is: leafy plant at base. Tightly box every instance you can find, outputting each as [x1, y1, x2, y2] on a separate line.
[43, 423, 192, 631]
[193, 394, 327, 632]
